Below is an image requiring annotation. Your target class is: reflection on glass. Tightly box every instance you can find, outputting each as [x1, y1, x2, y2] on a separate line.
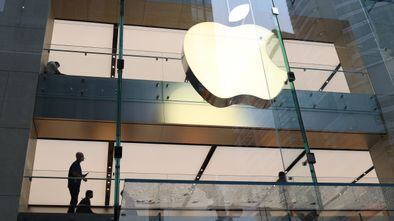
[120, 180, 394, 221]
[35, 0, 394, 212]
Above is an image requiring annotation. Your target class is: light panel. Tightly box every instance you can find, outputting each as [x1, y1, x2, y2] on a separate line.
[201, 146, 283, 181]
[118, 143, 210, 180]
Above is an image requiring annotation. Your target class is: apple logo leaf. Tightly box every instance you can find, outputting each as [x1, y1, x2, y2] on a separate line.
[228, 4, 250, 23]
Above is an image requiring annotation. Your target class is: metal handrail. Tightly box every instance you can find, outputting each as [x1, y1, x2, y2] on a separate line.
[42, 48, 182, 60]
[23, 175, 125, 181]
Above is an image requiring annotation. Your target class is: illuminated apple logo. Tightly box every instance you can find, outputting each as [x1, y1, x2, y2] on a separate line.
[182, 4, 287, 108]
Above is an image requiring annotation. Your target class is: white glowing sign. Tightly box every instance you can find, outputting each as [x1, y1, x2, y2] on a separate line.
[183, 21, 287, 107]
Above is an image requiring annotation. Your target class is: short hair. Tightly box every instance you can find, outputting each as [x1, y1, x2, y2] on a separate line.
[76, 152, 84, 158]
[85, 190, 93, 197]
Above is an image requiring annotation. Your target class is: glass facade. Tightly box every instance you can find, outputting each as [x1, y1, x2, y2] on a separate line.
[32, 0, 392, 206]
[0, 0, 394, 220]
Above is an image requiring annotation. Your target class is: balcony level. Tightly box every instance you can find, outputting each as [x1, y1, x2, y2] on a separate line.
[34, 74, 385, 150]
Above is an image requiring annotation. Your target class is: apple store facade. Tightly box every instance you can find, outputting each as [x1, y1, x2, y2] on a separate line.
[1, 0, 394, 220]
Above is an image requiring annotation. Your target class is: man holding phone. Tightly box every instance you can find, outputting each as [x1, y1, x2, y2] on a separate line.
[67, 152, 88, 213]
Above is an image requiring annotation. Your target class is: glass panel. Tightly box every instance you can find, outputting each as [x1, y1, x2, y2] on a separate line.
[118, 209, 394, 221]
[48, 50, 112, 77]
[122, 26, 184, 81]
[29, 177, 107, 206]
[117, 23, 373, 94]
[28, 139, 108, 205]
[283, 40, 374, 94]
[278, 0, 387, 183]
[35, 2, 393, 212]
[108, 143, 210, 206]
[119, 0, 311, 183]
[121, 180, 394, 212]
[49, 20, 113, 77]
[362, 0, 394, 76]
[362, 1, 394, 186]
[27, 139, 381, 207]
[268, 1, 315, 182]
[270, 0, 386, 184]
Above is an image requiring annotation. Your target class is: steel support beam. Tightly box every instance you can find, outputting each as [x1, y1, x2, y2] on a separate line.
[105, 142, 114, 206]
[110, 24, 119, 78]
[352, 166, 375, 183]
[284, 150, 306, 174]
[195, 145, 217, 181]
[319, 64, 342, 92]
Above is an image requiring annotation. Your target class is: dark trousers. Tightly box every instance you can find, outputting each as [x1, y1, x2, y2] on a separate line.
[67, 187, 80, 213]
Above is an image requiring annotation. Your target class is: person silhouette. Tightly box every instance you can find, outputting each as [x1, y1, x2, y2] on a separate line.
[76, 190, 94, 213]
[67, 152, 88, 213]
[45, 61, 62, 75]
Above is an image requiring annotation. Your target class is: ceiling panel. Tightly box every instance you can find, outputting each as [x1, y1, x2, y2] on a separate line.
[201, 146, 283, 181]
[314, 150, 375, 182]
[119, 143, 210, 180]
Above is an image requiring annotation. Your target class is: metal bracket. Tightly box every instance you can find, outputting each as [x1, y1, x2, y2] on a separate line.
[288, 71, 296, 82]
[114, 145, 123, 159]
[117, 59, 124, 70]
[272, 7, 279, 15]
[307, 152, 316, 164]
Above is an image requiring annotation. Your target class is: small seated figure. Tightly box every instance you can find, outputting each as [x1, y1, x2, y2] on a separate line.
[45, 61, 62, 75]
[76, 190, 94, 214]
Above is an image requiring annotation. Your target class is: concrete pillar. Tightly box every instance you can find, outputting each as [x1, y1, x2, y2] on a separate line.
[0, 0, 52, 220]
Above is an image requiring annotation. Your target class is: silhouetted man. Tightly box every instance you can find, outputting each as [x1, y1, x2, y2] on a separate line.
[67, 152, 88, 213]
[76, 190, 94, 214]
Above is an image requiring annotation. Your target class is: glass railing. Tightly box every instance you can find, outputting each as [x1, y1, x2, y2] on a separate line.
[26, 171, 109, 207]
[46, 44, 113, 78]
[36, 72, 380, 113]
[36, 0, 394, 211]
[117, 209, 394, 221]
[45, 43, 375, 95]
[36, 72, 383, 135]
[24, 172, 393, 207]
[118, 179, 394, 221]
